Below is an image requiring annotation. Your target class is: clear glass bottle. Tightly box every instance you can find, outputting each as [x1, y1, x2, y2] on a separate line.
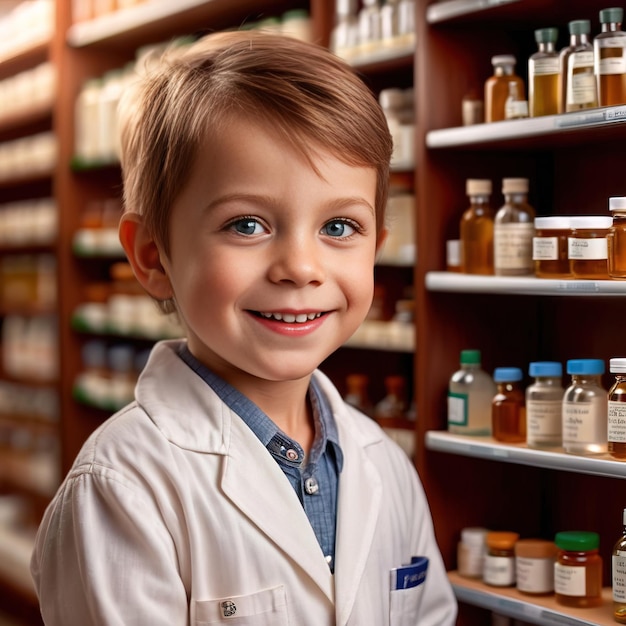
[357, 0, 382, 55]
[608, 196, 626, 279]
[608, 357, 626, 460]
[594, 7, 626, 106]
[330, 0, 359, 61]
[529, 27, 560, 117]
[554, 531, 603, 608]
[494, 177, 536, 276]
[526, 361, 563, 448]
[562, 359, 608, 455]
[460, 178, 494, 275]
[613, 508, 626, 623]
[533, 216, 572, 278]
[568, 215, 612, 279]
[492, 367, 526, 443]
[485, 55, 526, 122]
[483, 531, 519, 587]
[448, 349, 496, 435]
[560, 20, 598, 113]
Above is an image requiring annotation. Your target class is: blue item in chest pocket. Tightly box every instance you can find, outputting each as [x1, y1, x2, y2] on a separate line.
[390, 556, 429, 590]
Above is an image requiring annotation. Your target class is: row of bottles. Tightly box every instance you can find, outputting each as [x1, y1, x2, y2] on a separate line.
[474, 7, 626, 124]
[457, 178, 626, 280]
[0, 0, 54, 60]
[0, 132, 57, 181]
[0, 62, 56, 122]
[447, 350, 626, 460]
[0, 198, 57, 247]
[0, 254, 56, 310]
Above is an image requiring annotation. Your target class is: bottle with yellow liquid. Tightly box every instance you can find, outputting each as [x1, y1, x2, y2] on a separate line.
[460, 179, 494, 275]
[613, 508, 626, 623]
[529, 28, 560, 116]
[560, 20, 598, 112]
[594, 7, 626, 106]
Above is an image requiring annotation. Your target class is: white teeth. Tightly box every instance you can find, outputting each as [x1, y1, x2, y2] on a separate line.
[260, 312, 322, 323]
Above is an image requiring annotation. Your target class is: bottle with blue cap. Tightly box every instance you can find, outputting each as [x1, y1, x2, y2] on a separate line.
[526, 361, 564, 449]
[562, 359, 608, 455]
[492, 367, 526, 443]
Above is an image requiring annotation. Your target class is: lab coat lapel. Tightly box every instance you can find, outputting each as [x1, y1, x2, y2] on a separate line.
[333, 417, 383, 626]
[220, 411, 334, 603]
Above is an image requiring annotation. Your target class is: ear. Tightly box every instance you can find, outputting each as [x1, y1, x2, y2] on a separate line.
[119, 212, 174, 301]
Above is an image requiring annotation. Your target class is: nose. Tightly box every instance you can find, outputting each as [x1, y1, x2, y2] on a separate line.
[266, 235, 325, 287]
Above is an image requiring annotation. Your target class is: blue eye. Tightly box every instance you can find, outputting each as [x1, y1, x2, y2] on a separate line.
[230, 218, 263, 235]
[323, 220, 357, 238]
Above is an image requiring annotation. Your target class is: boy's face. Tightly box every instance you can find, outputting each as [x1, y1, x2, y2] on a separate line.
[147, 116, 380, 386]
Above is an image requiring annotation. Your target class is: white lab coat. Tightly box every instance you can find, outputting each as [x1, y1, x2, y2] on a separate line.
[31, 340, 457, 625]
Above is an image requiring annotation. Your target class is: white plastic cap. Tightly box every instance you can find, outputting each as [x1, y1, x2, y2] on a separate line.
[570, 215, 613, 230]
[535, 216, 572, 230]
[609, 197, 626, 212]
[466, 179, 492, 196]
[491, 55, 516, 67]
[461, 527, 488, 547]
[502, 178, 529, 194]
[610, 358, 626, 373]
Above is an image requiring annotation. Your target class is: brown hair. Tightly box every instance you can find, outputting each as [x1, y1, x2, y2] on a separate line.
[119, 29, 392, 257]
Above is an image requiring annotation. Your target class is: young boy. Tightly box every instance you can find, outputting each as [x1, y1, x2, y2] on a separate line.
[31, 31, 457, 625]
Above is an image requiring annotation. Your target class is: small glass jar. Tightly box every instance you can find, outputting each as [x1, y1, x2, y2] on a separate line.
[533, 216, 572, 278]
[526, 361, 563, 448]
[554, 531, 603, 608]
[608, 357, 626, 460]
[515, 538, 557, 595]
[457, 527, 488, 579]
[608, 196, 626, 279]
[568, 215, 612, 279]
[484, 531, 519, 587]
[492, 367, 526, 443]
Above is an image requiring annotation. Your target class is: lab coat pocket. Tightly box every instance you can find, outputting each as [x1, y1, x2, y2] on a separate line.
[194, 585, 288, 625]
[389, 556, 428, 626]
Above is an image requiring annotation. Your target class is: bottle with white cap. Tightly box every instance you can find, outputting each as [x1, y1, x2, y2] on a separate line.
[608, 196, 626, 278]
[608, 357, 626, 460]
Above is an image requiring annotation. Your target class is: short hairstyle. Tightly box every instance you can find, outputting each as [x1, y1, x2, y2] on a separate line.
[119, 29, 393, 256]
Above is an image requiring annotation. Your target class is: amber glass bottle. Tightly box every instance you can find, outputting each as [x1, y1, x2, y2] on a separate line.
[529, 27, 560, 117]
[608, 358, 626, 460]
[492, 367, 526, 443]
[460, 179, 494, 275]
[595, 7, 626, 106]
[485, 55, 525, 122]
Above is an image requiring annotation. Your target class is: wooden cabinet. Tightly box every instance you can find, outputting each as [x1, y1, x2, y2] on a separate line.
[415, 1, 626, 624]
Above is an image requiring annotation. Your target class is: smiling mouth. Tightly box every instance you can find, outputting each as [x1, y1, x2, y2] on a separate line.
[255, 311, 324, 323]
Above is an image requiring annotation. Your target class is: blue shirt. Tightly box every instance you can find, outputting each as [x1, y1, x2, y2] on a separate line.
[177, 346, 343, 572]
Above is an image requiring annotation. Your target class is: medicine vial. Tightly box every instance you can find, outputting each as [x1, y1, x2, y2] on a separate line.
[554, 531, 603, 608]
[613, 508, 626, 623]
[526, 361, 563, 449]
[484, 55, 525, 122]
[457, 527, 488, 579]
[460, 178, 494, 275]
[494, 178, 535, 276]
[448, 349, 496, 436]
[483, 531, 519, 587]
[562, 359, 608, 456]
[343, 373, 374, 417]
[515, 539, 557, 595]
[529, 28, 560, 117]
[492, 367, 526, 443]
[608, 196, 626, 279]
[533, 216, 572, 278]
[608, 358, 626, 460]
[594, 7, 626, 107]
[568, 215, 612, 280]
[560, 20, 597, 113]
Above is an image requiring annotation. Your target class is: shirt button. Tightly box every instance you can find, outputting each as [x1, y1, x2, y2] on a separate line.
[305, 477, 319, 494]
[286, 448, 299, 461]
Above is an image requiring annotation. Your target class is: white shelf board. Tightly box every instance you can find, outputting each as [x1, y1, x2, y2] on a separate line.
[426, 106, 626, 148]
[426, 0, 521, 23]
[425, 272, 626, 296]
[449, 572, 614, 626]
[349, 42, 416, 69]
[425, 431, 626, 479]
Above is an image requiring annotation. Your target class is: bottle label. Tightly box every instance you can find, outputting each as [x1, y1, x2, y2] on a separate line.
[554, 563, 586, 596]
[613, 553, 626, 602]
[609, 400, 626, 443]
[530, 57, 559, 76]
[448, 391, 468, 426]
[562, 400, 606, 444]
[484, 555, 515, 586]
[527, 399, 562, 442]
[533, 236, 558, 260]
[598, 40, 626, 75]
[516, 556, 555, 593]
[568, 53, 597, 106]
[571, 50, 594, 69]
[568, 237, 608, 260]
[494, 223, 534, 270]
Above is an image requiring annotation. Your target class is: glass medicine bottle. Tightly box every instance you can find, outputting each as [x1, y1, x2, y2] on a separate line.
[613, 508, 626, 623]
[554, 531, 603, 608]
[344, 373, 374, 417]
[483, 531, 519, 587]
[457, 527, 488, 579]
[485, 55, 525, 122]
[562, 359, 608, 456]
[494, 178, 536, 276]
[330, 0, 359, 61]
[448, 349, 496, 436]
[529, 27, 560, 117]
[492, 367, 526, 443]
[594, 7, 626, 106]
[374, 375, 408, 423]
[608, 196, 626, 279]
[533, 216, 572, 278]
[515, 539, 557, 596]
[526, 361, 563, 449]
[608, 357, 626, 460]
[560, 20, 598, 113]
[568, 215, 612, 279]
[460, 178, 494, 275]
